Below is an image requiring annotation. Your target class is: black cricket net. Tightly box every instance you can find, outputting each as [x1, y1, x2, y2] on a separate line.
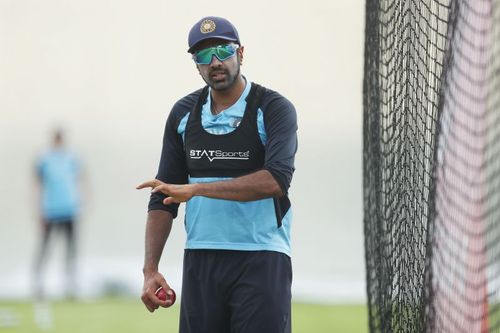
[363, 0, 500, 332]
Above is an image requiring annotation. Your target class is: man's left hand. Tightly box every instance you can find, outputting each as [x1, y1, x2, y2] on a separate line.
[136, 179, 196, 205]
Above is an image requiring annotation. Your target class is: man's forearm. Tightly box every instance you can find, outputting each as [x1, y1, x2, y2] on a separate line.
[138, 169, 284, 205]
[194, 169, 283, 201]
[143, 210, 173, 275]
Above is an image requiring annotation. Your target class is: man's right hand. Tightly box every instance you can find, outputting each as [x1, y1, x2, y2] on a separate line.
[141, 271, 175, 312]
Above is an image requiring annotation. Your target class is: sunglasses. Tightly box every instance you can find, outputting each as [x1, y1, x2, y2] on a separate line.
[192, 43, 239, 65]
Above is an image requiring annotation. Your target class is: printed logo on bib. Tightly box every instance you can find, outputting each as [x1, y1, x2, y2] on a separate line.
[190, 149, 250, 162]
[231, 117, 242, 128]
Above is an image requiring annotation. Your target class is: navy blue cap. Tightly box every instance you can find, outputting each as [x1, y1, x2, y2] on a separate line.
[188, 16, 240, 53]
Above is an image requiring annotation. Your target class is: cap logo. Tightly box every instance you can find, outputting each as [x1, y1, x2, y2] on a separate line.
[200, 19, 216, 34]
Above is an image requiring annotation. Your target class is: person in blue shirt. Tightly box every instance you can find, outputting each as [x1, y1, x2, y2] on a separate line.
[33, 129, 81, 299]
[137, 16, 298, 333]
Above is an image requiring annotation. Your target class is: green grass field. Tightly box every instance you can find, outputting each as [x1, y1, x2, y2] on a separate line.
[0, 298, 368, 333]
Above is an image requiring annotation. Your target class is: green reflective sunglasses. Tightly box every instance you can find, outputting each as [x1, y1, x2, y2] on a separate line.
[192, 44, 239, 65]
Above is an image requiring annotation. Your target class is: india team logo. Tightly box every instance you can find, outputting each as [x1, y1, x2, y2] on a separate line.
[200, 19, 216, 34]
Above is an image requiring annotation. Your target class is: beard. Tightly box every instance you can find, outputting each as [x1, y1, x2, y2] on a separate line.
[203, 62, 241, 91]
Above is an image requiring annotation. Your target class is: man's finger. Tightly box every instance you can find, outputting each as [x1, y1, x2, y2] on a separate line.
[152, 184, 167, 194]
[163, 197, 180, 205]
[141, 294, 157, 312]
[136, 180, 158, 190]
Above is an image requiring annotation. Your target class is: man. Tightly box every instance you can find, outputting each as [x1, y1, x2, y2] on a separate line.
[34, 129, 81, 299]
[137, 16, 297, 333]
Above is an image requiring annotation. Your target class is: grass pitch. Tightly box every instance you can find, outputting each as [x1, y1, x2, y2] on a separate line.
[0, 298, 368, 333]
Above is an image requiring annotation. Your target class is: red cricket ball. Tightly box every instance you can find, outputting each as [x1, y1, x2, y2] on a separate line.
[155, 287, 176, 307]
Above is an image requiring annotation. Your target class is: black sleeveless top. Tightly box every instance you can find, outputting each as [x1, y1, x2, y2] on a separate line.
[184, 83, 266, 178]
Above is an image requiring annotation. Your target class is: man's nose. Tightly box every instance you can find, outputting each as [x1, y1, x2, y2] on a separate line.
[209, 55, 223, 66]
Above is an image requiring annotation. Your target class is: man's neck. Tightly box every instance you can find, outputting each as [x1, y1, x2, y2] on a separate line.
[210, 75, 246, 109]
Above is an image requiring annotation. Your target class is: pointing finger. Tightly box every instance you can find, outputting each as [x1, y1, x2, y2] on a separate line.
[136, 180, 159, 190]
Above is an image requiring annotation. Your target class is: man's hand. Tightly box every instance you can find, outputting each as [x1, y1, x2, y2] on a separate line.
[136, 179, 196, 205]
[141, 270, 175, 312]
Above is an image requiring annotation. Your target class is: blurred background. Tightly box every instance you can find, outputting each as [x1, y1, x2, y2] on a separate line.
[0, 0, 365, 315]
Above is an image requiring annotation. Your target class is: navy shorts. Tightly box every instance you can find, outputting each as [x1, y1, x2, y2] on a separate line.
[179, 249, 292, 333]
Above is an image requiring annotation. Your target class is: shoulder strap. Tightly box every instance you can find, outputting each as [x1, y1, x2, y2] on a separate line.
[193, 85, 210, 115]
[245, 82, 266, 112]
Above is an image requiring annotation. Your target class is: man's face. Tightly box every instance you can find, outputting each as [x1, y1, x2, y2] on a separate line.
[192, 38, 244, 91]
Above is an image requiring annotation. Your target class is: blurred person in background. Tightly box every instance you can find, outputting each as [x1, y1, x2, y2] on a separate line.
[137, 16, 298, 333]
[33, 128, 82, 300]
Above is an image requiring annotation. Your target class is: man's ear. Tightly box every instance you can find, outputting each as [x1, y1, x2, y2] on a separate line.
[238, 46, 244, 65]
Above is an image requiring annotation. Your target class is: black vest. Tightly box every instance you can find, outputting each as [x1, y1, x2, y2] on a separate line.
[184, 83, 266, 178]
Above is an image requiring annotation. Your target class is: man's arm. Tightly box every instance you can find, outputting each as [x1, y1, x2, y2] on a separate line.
[141, 210, 176, 312]
[137, 169, 282, 205]
[139, 95, 197, 312]
[137, 90, 297, 205]
[194, 169, 282, 200]
[34, 160, 47, 228]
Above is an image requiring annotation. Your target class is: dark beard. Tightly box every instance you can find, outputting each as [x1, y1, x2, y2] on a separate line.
[205, 63, 241, 91]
